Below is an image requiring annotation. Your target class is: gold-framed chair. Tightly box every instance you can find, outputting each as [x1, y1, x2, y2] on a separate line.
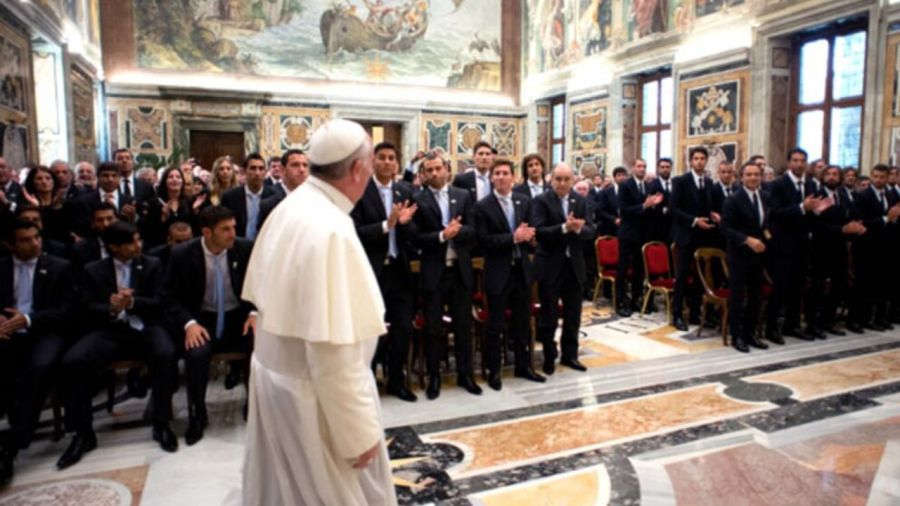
[694, 248, 729, 344]
[640, 241, 675, 321]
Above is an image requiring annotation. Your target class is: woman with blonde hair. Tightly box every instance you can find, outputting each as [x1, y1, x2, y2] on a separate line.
[210, 155, 238, 205]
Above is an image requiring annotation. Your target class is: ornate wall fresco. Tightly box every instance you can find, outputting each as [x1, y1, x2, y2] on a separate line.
[258, 106, 332, 161]
[0, 17, 37, 170]
[106, 98, 174, 158]
[132, 0, 502, 91]
[569, 97, 607, 175]
[71, 65, 97, 163]
[421, 113, 524, 173]
[881, 32, 900, 165]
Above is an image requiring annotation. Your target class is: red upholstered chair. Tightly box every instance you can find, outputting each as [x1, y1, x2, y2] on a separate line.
[641, 241, 675, 320]
[694, 248, 730, 344]
[592, 236, 620, 307]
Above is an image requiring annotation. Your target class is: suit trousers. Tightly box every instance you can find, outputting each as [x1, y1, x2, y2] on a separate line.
[850, 242, 888, 326]
[616, 238, 644, 307]
[766, 241, 808, 332]
[806, 244, 848, 331]
[485, 261, 532, 373]
[0, 332, 65, 450]
[423, 264, 473, 377]
[728, 255, 763, 343]
[61, 324, 176, 433]
[537, 261, 582, 362]
[672, 242, 701, 320]
[378, 260, 414, 387]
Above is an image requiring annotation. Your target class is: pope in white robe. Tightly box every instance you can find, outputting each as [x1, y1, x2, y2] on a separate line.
[238, 120, 397, 506]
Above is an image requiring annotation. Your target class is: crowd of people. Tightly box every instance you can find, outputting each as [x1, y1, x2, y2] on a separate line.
[1, 138, 899, 488]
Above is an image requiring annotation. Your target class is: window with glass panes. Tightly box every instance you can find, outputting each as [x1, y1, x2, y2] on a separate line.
[637, 74, 673, 174]
[792, 23, 866, 167]
[550, 96, 566, 166]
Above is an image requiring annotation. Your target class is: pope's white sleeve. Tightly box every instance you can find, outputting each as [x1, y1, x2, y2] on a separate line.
[305, 340, 382, 460]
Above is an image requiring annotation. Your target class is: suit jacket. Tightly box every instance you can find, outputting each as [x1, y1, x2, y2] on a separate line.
[767, 173, 817, 252]
[617, 178, 654, 244]
[257, 192, 285, 231]
[71, 190, 136, 238]
[722, 188, 769, 264]
[812, 186, 856, 254]
[412, 185, 475, 292]
[164, 237, 256, 330]
[2, 181, 22, 210]
[120, 176, 155, 207]
[647, 177, 673, 241]
[71, 237, 103, 267]
[711, 182, 740, 214]
[146, 243, 174, 270]
[670, 172, 715, 246]
[512, 181, 549, 199]
[0, 253, 73, 335]
[597, 185, 620, 236]
[351, 179, 416, 279]
[854, 186, 899, 245]
[452, 170, 492, 203]
[474, 193, 534, 294]
[220, 185, 276, 237]
[81, 255, 164, 330]
[531, 190, 596, 284]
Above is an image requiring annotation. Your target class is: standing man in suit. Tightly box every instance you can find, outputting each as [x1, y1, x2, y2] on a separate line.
[670, 147, 718, 331]
[532, 163, 595, 374]
[475, 159, 545, 390]
[647, 158, 674, 243]
[70, 203, 118, 267]
[57, 222, 178, 470]
[0, 157, 22, 215]
[809, 165, 866, 336]
[165, 206, 256, 445]
[0, 221, 73, 486]
[351, 142, 419, 402]
[765, 148, 830, 341]
[616, 159, 664, 317]
[722, 162, 771, 353]
[413, 153, 481, 399]
[220, 153, 275, 241]
[113, 149, 154, 208]
[453, 141, 494, 203]
[710, 161, 739, 249]
[71, 162, 136, 238]
[597, 166, 627, 236]
[264, 156, 283, 190]
[50, 160, 86, 204]
[513, 153, 548, 199]
[257, 149, 309, 230]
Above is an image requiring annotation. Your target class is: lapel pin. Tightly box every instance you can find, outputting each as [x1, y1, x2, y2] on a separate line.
[232, 261, 238, 269]
[136, 264, 143, 271]
[39, 269, 47, 275]
[451, 199, 457, 204]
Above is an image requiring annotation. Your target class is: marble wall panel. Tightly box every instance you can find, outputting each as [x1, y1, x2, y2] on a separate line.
[420, 113, 524, 175]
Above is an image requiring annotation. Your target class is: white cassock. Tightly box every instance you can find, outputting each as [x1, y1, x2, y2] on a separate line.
[238, 176, 397, 506]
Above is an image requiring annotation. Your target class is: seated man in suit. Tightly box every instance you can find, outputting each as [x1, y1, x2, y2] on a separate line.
[350, 142, 418, 402]
[723, 162, 772, 353]
[71, 203, 118, 267]
[475, 159, 544, 390]
[616, 159, 663, 317]
[413, 153, 481, 400]
[13, 206, 67, 258]
[513, 153, 548, 199]
[532, 163, 595, 374]
[257, 149, 308, 230]
[146, 221, 193, 270]
[165, 206, 256, 445]
[57, 222, 178, 470]
[0, 220, 73, 486]
[70, 162, 136, 238]
[220, 153, 275, 241]
[598, 166, 627, 236]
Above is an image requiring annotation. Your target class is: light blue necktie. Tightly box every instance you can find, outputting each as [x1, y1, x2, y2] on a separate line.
[477, 173, 490, 200]
[436, 190, 450, 226]
[561, 195, 569, 218]
[501, 196, 515, 231]
[246, 193, 260, 240]
[16, 262, 33, 315]
[117, 262, 144, 331]
[214, 255, 226, 339]
[381, 186, 398, 258]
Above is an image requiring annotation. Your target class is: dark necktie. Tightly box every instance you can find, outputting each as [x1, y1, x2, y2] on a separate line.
[698, 177, 704, 191]
[752, 192, 761, 227]
[834, 189, 840, 206]
[879, 191, 887, 211]
[123, 178, 132, 197]
[639, 181, 645, 196]
[725, 186, 731, 197]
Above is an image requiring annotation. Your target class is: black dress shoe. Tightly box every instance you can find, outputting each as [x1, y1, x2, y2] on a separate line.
[846, 322, 865, 334]
[824, 327, 846, 336]
[542, 359, 555, 376]
[185, 422, 204, 446]
[0, 447, 15, 489]
[386, 384, 418, 402]
[153, 425, 178, 453]
[426, 374, 441, 400]
[629, 301, 643, 313]
[224, 368, 242, 390]
[560, 358, 587, 371]
[733, 339, 750, 353]
[689, 315, 701, 325]
[875, 321, 895, 331]
[749, 338, 769, 350]
[781, 327, 805, 339]
[514, 367, 546, 383]
[458, 375, 483, 395]
[616, 306, 633, 318]
[673, 315, 688, 332]
[866, 323, 887, 332]
[805, 327, 825, 340]
[767, 334, 786, 345]
[487, 371, 502, 391]
[57, 432, 97, 470]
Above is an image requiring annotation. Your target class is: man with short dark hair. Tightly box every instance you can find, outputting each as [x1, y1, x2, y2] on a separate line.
[453, 141, 494, 202]
[257, 149, 308, 230]
[616, 159, 663, 317]
[112, 149, 154, 207]
[71, 202, 118, 267]
[71, 162, 136, 237]
[265, 156, 283, 189]
[220, 153, 275, 240]
[597, 166, 627, 236]
[57, 222, 178, 470]
[13, 206, 67, 258]
[146, 221, 194, 269]
[647, 158, 674, 243]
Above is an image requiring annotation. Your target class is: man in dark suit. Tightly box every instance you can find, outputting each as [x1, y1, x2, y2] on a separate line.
[722, 162, 771, 353]
[50, 160, 87, 204]
[70, 203, 118, 267]
[475, 159, 545, 390]
[513, 153, 548, 199]
[146, 221, 194, 270]
[14, 206, 68, 258]
[57, 222, 178, 470]
[113, 149, 155, 208]
[647, 158, 674, 243]
[220, 153, 275, 241]
[70, 163, 136, 238]
[413, 153, 481, 400]
[257, 149, 308, 230]
[351, 142, 419, 402]
[710, 161, 739, 250]
[165, 206, 256, 445]
[264, 156, 283, 190]
[765, 148, 830, 341]
[0, 221, 73, 486]
[808, 165, 866, 336]
[616, 159, 663, 316]
[532, 164, 595, 374]
[670, 147, 718, 331]
[597, 166, 627, 236]
[849, 164, 900, 331]
[0, 156, 22, 215]
[453, 140, 494, 203]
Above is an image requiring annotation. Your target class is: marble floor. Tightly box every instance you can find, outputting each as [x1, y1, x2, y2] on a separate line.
[3, 305, 900, 505]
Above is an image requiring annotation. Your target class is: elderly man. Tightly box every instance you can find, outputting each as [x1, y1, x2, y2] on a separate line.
[239, 119, 396, 505]
[0, 157, 22, 214]
[49, 160, 84, 202]
[75, 162, 97, 190]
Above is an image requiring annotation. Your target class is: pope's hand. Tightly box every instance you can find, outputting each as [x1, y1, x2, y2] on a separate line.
[352, 442, 380, 470]
[185, 323, 210, 350]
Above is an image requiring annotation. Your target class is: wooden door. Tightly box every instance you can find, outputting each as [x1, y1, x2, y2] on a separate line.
[190, 131, 245, 171]
[354, 121, 404, 165]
